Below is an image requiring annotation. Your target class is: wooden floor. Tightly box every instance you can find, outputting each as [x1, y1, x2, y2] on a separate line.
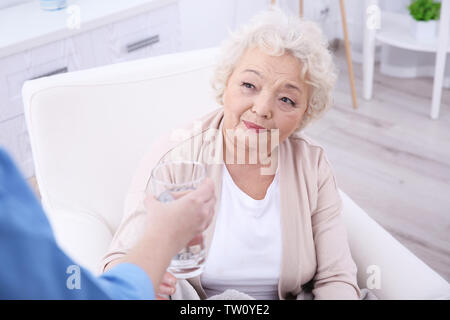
[304, 44, 450, 282]
[26, 43, 450, 282]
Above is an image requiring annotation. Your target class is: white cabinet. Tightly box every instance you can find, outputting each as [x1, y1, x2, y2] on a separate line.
[0, 114, 34, 177]
[0, 0, 181, 177]
[0, 38, 79, 176]
[0, 38, 77, 122]
[90, 4, 179, 66]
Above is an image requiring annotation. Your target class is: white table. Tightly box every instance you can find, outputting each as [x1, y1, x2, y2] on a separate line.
[363, 0, 450, 119]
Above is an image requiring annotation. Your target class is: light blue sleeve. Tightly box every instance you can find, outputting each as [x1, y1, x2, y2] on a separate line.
[97, 263, 155, 300]
[0, 148, 154, 300]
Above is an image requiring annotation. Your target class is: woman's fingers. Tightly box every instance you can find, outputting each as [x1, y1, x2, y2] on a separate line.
[158, 272, 176, 297]
[187, 234, 204, 247]
[154, 272, 176, 299]
[161, 271, 177, 288]
[158, 284, 176, 296]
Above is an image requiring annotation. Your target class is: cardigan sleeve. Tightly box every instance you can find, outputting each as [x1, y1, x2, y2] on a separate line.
[310, 149, 361, 300]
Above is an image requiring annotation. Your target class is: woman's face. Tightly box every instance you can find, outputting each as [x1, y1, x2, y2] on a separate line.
[222, 46, 308, 159]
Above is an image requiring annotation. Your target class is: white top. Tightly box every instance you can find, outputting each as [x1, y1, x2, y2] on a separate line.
[200, 166, 282, 300]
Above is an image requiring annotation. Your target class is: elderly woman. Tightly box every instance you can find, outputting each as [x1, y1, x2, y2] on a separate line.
[101, 7, 361, 300]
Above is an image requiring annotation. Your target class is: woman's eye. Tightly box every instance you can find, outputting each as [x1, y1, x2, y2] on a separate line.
[241, 82, 255, 90]
[281, 97, 296, 106]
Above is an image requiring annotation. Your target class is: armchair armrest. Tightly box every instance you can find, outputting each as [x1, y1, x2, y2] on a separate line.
[46, 208, 113, 276]
[340, 190, 450, 299]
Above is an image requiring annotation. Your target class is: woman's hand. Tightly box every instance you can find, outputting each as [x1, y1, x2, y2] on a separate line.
[156, 272, 177, 300]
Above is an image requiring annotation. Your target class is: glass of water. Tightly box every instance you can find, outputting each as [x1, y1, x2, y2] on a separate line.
[147, 160, 207, 279]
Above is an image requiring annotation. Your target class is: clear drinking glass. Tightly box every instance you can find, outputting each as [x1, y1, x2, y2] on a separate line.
[147, 160, 207, 279]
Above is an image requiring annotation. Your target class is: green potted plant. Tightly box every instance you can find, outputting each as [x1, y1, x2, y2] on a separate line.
[408, 0, 441, 43]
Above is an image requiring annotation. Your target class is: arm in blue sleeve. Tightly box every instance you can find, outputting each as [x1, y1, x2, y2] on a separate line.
[96, 263, 154, 300]
[0, 148, 154, 300]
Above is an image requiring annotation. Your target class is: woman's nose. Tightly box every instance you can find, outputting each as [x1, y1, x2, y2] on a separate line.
[251, 93, 273, 119]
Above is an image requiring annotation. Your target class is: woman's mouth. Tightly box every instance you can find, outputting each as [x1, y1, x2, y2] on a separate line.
[242, 120, 265, 132]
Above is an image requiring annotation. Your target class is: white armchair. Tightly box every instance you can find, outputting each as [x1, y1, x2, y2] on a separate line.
[22, 47, 450, 300]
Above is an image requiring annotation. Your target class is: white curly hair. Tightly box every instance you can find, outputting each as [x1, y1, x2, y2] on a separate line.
[211, 6, 337, 131]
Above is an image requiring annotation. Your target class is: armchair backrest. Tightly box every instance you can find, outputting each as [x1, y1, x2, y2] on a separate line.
[23, 47, 221, 237]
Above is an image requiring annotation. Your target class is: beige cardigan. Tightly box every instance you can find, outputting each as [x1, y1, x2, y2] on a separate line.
[100, 108, 362, 300]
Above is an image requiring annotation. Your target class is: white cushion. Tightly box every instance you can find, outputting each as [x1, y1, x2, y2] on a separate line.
[23, 47, 221, 240]
[48, 208, 112, 275]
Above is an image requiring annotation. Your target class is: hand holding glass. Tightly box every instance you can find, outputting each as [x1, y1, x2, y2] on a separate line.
[147, 161, 207, 279]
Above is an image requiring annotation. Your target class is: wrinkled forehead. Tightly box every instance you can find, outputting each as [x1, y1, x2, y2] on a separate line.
[233, 46, 305, 83]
